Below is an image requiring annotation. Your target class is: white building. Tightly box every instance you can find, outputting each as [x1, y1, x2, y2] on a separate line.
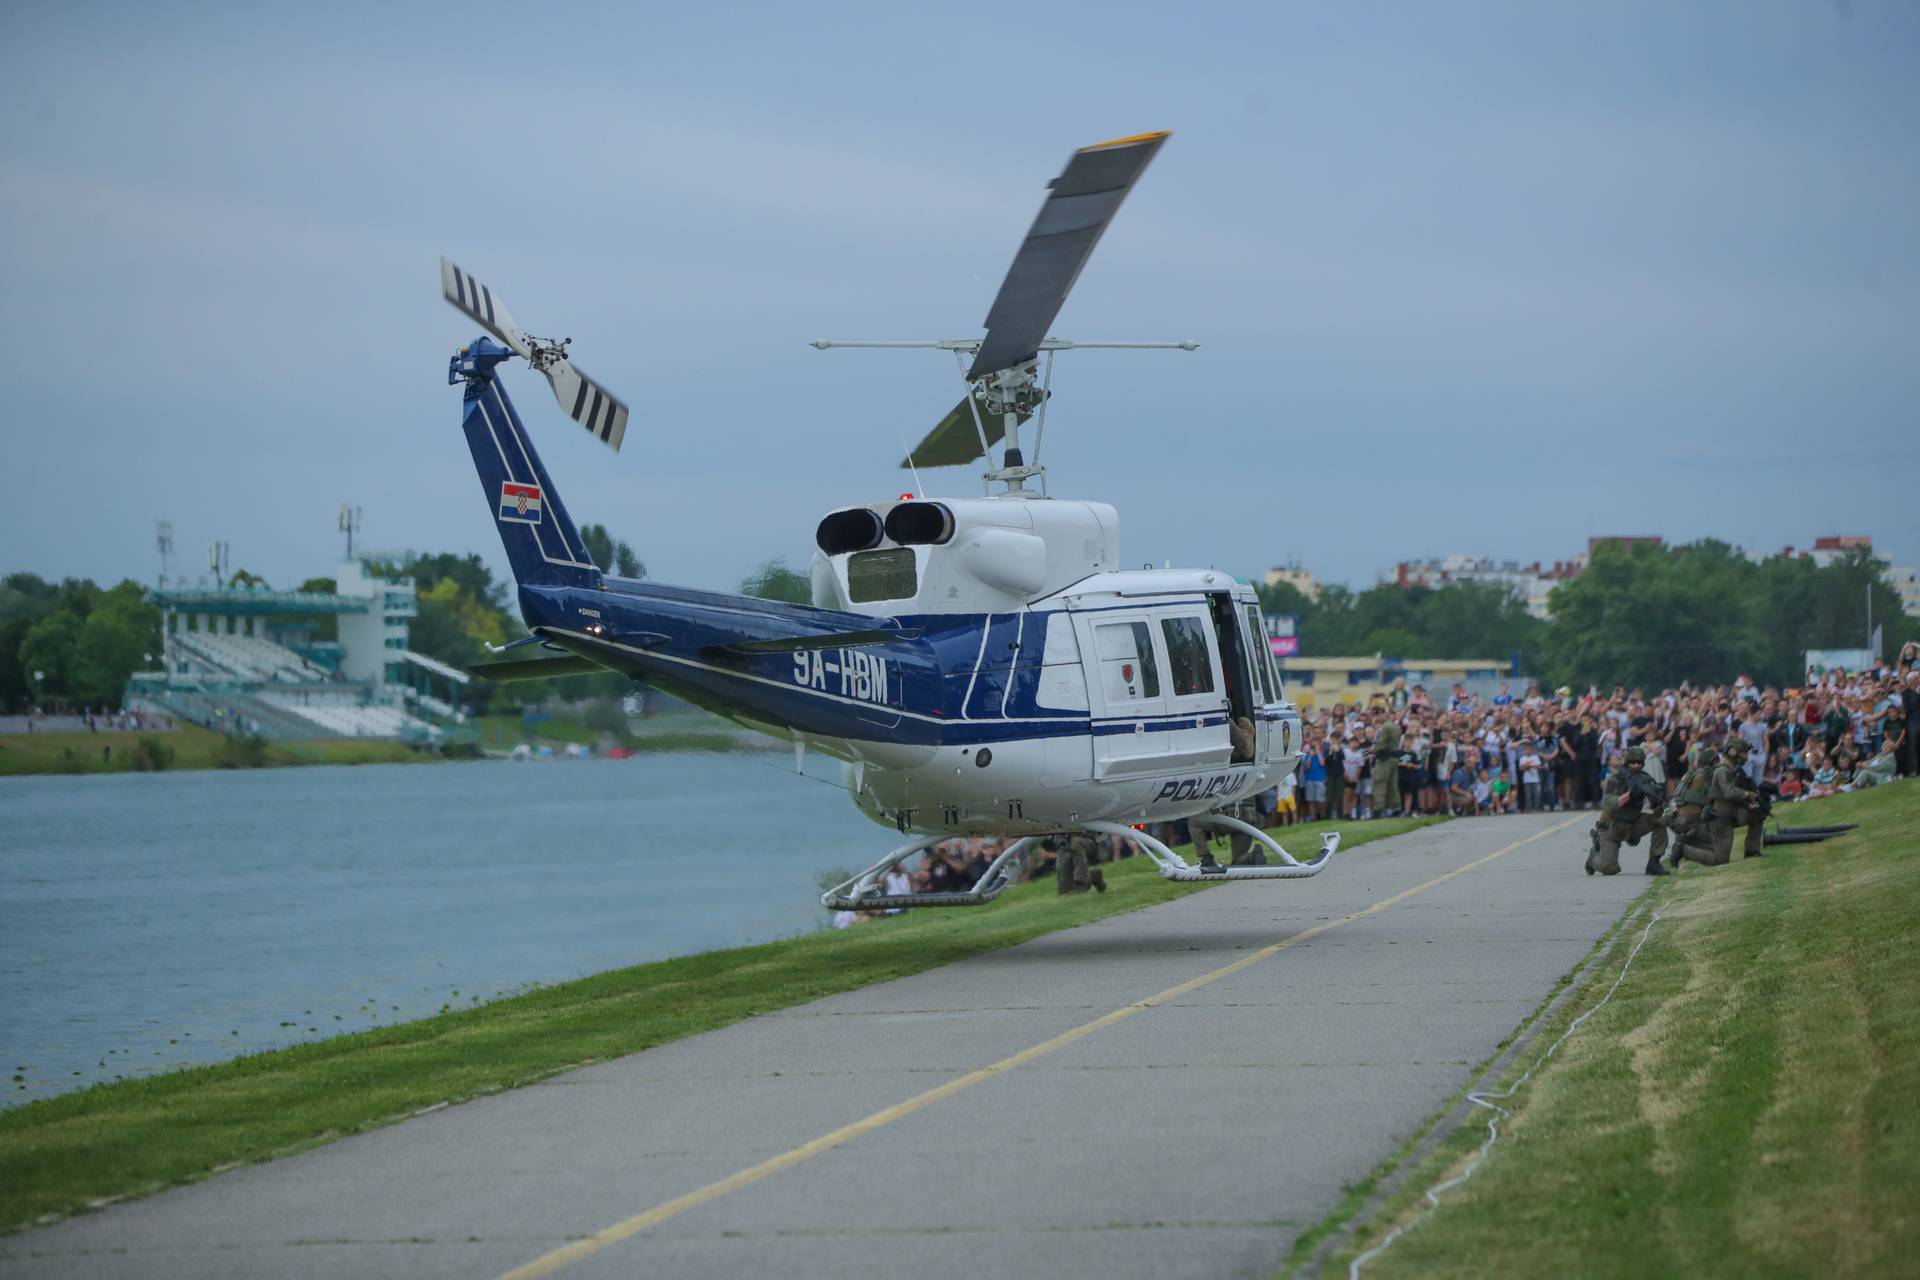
[1261, 563, 1321, 600]
[333, 558, 418, 687]
[1383, 554, 1577, 619]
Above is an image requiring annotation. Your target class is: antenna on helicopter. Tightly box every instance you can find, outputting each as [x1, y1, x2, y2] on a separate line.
[439, 258, 630, 451]
[811, 131, 1196, 494]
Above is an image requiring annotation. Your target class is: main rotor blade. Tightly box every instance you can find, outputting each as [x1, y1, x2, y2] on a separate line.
[440, 258, 531, 359]
[967, 131, 1169, 381]
[901, 390, 1041, 469]
[545, 358, 630, 452]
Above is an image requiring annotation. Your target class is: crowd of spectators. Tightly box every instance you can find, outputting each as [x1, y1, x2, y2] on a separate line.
[832, 646, 1919, 922]
[1291, 648, 1919, 821]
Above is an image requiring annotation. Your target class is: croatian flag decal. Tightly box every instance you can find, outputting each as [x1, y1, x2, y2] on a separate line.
[498, 481, 543, 525]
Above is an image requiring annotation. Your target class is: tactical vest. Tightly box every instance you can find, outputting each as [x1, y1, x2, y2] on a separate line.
[1677, 764, 1712, 807]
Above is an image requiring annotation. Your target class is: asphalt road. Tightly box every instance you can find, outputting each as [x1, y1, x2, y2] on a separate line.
[1, 811, 1648, 1280]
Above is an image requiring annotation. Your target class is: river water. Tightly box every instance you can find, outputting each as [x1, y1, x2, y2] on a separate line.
[0, 755, 880, 1108]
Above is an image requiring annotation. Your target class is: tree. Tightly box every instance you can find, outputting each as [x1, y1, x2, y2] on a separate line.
[579, 523, 644, 579]
[17, 609, 82, 706]
[69, 584, 161, 708]
[406, 553, 505, 611]
[1538, 541, 1763, 690]
[580, 523, 614, 574]
[409, 577, 507, 668]
[227, 569, 268, 589]
[739, 558, 811, 604]
[1416, 581, 1542, 663]
[0, 573, 59, 710]
[295, 576, 340, 642]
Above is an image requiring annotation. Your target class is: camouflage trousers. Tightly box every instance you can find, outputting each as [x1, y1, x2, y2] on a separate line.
[1371, 759, 1401, 815]
[1675, 806, 1764, 866]
[1055, 834, 1104, 893]
[1588, 811, 1669, 875]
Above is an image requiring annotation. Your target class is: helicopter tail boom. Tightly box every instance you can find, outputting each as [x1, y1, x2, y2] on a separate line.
[453, 342, 601, 591]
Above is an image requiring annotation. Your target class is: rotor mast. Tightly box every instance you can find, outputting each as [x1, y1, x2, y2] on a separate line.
[810, 339, 1198, 492]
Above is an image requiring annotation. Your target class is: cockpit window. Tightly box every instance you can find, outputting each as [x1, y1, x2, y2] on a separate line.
[1243, 604, 1284, 703]
[847, 548, 917, 603]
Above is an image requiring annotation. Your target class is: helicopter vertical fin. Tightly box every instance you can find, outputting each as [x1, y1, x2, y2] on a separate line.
[458, 368, 601, 590]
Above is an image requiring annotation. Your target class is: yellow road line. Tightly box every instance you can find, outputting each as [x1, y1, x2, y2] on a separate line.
[498, 815, 1583, 1280]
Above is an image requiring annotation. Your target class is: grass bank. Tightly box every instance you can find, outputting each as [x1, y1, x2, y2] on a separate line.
[0, 813, 1438, 1233]
[0, 727, 423, 777]
[471, 709, 765, 755]
[1324, 780, 1919, 1278]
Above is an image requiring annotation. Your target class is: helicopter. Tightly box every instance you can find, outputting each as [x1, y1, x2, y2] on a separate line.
[442, 129, 1336, 912]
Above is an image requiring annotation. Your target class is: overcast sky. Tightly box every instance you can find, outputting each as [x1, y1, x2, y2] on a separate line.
[3, 1, 1916, 599]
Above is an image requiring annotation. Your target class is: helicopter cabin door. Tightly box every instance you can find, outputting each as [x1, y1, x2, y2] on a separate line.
[1076, 613, 1171, 779]
[1154, 607, 1232, 771]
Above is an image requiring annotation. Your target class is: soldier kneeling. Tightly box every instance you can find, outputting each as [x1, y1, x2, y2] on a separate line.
[1586, 745, 1668, 877]
[1672, 738, 1765, 867]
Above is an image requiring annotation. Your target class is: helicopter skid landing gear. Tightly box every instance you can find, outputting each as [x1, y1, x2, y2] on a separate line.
[1084, 817, 1336, 882]
[821, 835, 1043, 912]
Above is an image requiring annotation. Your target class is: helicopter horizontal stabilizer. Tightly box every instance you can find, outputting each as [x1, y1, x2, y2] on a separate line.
[967, 130, 1168, 381]
[467, 653, 609, 681]
[715, 627, 923, 656]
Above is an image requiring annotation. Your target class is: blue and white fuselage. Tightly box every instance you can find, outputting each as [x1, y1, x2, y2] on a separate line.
[455, 337, 1305, 839]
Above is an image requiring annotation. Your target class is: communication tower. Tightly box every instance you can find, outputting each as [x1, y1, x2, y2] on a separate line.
[156, 520, 174, 588]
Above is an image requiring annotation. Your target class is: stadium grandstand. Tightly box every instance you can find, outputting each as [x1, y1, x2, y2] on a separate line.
[126, 558, 470, 743]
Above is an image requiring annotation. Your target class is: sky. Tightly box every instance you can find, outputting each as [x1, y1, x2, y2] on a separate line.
[3, 0, 1916, 598]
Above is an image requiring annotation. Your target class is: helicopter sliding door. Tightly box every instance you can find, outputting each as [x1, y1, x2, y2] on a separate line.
[1156, 608, 1231, 771]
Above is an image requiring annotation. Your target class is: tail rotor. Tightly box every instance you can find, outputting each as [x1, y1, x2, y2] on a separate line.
[440, 258, 630, 451]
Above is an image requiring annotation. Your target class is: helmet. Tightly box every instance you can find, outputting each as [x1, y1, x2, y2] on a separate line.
[1623, 745, 1646, 765]
[1723, 738, 1749, 760]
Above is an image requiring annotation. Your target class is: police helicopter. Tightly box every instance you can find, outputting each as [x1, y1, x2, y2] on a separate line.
[442, 129, 1336, 911]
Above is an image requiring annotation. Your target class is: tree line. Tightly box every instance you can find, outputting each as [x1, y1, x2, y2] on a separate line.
[1254, 542, 1917, 691]
[8, 537, 1911, 712]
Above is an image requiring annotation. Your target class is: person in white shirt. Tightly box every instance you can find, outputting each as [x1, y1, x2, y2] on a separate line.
[1519, 748, 1544, 811]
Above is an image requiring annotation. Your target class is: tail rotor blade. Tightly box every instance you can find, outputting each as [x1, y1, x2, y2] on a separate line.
[441, 258, 530, 359]
[546, 358, 629, 452]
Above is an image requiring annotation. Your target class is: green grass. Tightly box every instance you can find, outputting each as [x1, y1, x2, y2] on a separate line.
[0, 728, 423, 776]
[1323, 780, 1920, 1279]
[0, 812, 1437, 1233]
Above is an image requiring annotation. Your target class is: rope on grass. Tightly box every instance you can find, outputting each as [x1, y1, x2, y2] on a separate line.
[1350, 903, 1664, 1278]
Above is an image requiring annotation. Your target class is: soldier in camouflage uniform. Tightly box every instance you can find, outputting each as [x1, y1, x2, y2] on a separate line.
[1054, 832, 1107, 894]
[1660, 744, 1716, 869]
[1672, 739, 1765, 866]
[1371, 716, 1404, 818]
[1193, 797, 1267, 872]
[1586, 745, 1669, 876]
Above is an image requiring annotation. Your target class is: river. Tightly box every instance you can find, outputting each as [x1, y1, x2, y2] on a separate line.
[0, 755, 880, 1108]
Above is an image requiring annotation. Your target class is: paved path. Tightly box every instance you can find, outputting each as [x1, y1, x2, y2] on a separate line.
[1, 813, 1649, 1280]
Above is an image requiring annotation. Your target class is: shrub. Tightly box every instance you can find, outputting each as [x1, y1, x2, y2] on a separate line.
[131, 734, 175, 772]
[214, 733, 271, 769]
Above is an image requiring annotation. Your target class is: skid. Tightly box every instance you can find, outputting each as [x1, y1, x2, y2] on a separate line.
[821, 835, 1042, 911]
[1084, 816, 1337, 882]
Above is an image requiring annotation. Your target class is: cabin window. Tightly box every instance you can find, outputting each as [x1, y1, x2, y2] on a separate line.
[846, 548, 917, 603]
[1160, 615, 1216, 697]
[1095, 620, 1160, 702]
